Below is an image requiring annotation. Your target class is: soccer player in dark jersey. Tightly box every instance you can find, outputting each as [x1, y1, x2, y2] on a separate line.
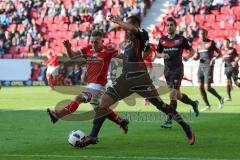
[76, 15, 195, 147]
[221, 38, 240, 101]
[193, 29, 224, 111]
[47, 30, 129, 133]
[157, 17, 199, 129]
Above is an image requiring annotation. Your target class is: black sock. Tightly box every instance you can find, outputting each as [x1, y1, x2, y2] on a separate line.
[170, 100, 177, 110]
[172, 111, 192, 139]
[208, 87, 222, 100]
[90, 108, 108, 137]
[227, 85, 231, 99]
[200, 88, 210, 106]
[148, 98, 168, 114]
[179, 93, 195, 106]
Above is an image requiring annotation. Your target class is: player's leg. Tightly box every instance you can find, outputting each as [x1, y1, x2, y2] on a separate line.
[47, 91, 92, 123]
[47, 73, 55, 90]
[77, 76, 133, 147]
[137, 85, 195, 145]
[198, 67, 211, 111]
[78, 92, 123, 148]
[178, 90, 199, 117]
[205, 67, 224, 109]
[176, 73, 199, 117]
[90, 89, 129, 134]
[225, 68, 233, 101]
[233, 68, 240, 88]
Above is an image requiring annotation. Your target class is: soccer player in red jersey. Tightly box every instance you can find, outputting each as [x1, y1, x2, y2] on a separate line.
[47, 30, 129, 134]
[45, 50, 59, 91]
[221, 38, 240, 101]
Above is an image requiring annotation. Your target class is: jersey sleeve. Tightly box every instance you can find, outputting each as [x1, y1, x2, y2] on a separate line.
[157, 39, 164, 53]
[182, 37, 192, 50]
[76, 45, 89, 55]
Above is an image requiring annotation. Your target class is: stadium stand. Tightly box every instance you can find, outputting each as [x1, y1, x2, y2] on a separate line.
[150, 0, 240, 56]
[0, 0, 152, 59]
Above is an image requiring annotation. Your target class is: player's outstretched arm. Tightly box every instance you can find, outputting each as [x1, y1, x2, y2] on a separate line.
[63, 40, 81, 58]
[108, 15, 138, 33]
[183, 48, 196, 61]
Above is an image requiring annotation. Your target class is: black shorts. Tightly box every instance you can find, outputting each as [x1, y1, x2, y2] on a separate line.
[105, 71, 159, 101]
[198, 66, 214, 84]
[164, 67, 183, 89]
[225, 67, 239, 82]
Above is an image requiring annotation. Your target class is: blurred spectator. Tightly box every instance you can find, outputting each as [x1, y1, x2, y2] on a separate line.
[0, 14, 10, 28]
[30, 64, 42, 81]
[73, 25, 82, 39]
[212, 0, 224, 11]
[0, 39, 5, 55]
[66, 64, 82, 85]
[188, 1, 199, 15]
[227, 0, 238, 8]
[235, 31, 240, 45]
[203, 0, 214, 14]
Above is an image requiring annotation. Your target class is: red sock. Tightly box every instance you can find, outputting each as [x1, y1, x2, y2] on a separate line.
[106, 109, 122, 125]
[58, 101, 80, 118]
[47, 77, 55, 90]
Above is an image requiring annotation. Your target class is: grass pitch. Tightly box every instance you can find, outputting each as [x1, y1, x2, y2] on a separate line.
[0, 86, 240, 160]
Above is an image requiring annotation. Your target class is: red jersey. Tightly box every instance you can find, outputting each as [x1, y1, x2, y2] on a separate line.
[81, 45, 118, 86]
[46, 54, 59, 67]
[144, 43, 157, 68]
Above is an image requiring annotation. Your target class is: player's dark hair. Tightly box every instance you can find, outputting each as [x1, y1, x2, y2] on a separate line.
[127, 16, 141, 27]
[91, 30, 103, 37]
[224, 38, 230, 42]
[166, 17, 177, 26]
[199, 28, 208, 35]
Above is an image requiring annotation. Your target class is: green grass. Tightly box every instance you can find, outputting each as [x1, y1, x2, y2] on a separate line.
[0, 86, 240, 160]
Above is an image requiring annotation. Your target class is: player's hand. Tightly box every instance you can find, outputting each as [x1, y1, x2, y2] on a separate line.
[63, 40, 72, 49]
[160, 53, 170, 59]
[232, 62, 237, 68]
[183, 57, 189, 62]
[108, 15, 119, 23]
[210, 59, 215, 66]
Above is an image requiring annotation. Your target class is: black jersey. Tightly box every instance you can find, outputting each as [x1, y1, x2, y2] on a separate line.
[122, 29, 149, 74]
[222, 47, 239, 68]
[157, 34, 192, 70]
[197, 39, 219, 67]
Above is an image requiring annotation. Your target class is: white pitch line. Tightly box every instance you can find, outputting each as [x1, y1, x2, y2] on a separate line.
[0, 154, 235, 160]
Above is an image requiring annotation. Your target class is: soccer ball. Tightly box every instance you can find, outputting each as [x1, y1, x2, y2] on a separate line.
[68, 130, 85, 147]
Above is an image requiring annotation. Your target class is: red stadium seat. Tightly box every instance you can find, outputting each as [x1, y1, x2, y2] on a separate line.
[194, 15, 205, 25]
[221, 6, 231, 14]
[13, 54, 24, 59]
[2, 54, 13, 59]
[68, 23, 78, 31]
[7, 24, 17, 32]
[59, 24, 68, 31]
[216, 14, 226, 21]
[36, 18, 43, 25]
[19, 46, 29, 53]
[8, 47, 19, 55]
[44, 16, 54, 24]
[205, 14, 215, 22]
[234, 21, 240, 29]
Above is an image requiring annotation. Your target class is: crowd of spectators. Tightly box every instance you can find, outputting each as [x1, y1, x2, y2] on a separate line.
[0, 0, 153, 58]
[151, 0, 240, 50]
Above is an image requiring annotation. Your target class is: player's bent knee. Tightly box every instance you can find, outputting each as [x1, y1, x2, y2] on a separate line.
[99, 94, 116, 108]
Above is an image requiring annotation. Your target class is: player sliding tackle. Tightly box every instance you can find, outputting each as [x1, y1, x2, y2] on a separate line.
[47, 30, 129, 134]
[76, 15, 195, 147]
[157, 17, 199, 129]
